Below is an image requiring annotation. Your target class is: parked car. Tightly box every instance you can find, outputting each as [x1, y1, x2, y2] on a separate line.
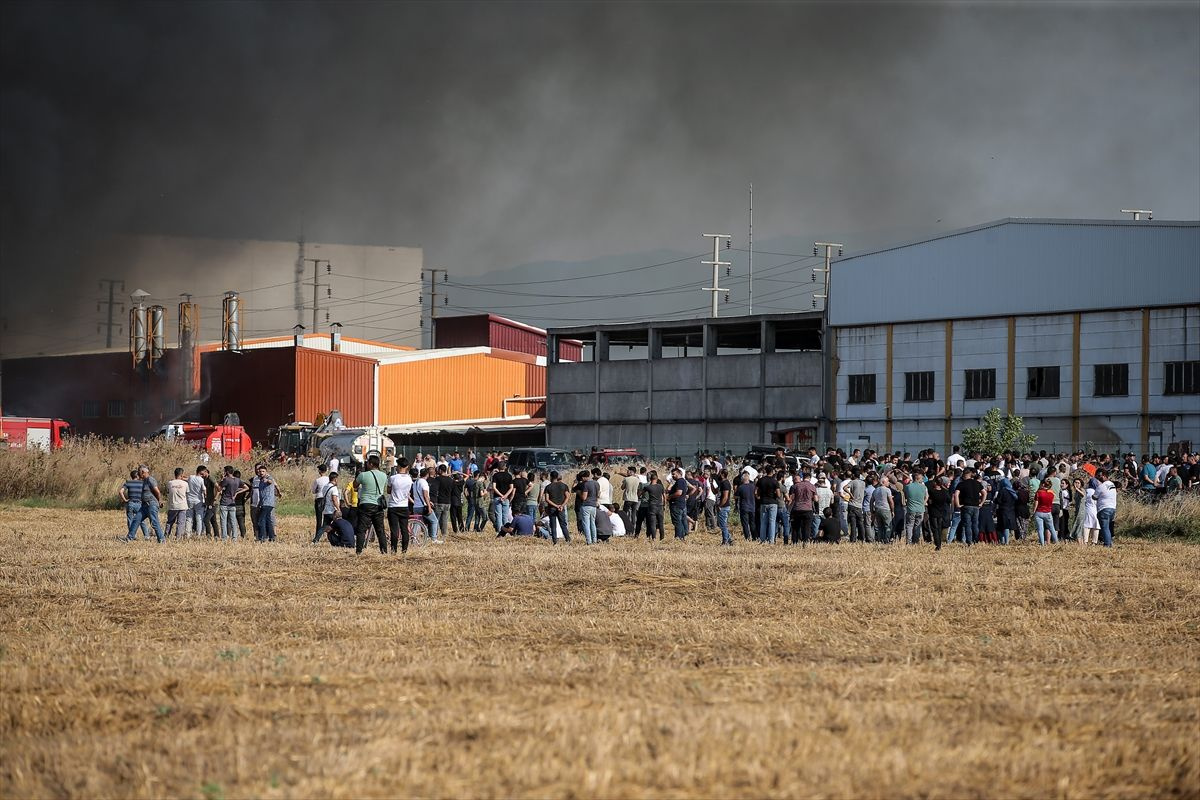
[742, 445, 805, 473]
[588, 447, 644, 465]
[505, 448, 579, 472]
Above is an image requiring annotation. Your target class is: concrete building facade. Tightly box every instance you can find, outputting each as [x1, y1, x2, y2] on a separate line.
[546, 314, 825, 456]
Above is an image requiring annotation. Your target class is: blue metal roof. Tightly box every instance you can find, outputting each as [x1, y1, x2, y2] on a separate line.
[828, 218, 1200, 327]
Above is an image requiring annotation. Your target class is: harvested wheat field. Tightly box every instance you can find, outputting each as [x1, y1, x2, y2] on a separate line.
[1, 506, 1197, 799]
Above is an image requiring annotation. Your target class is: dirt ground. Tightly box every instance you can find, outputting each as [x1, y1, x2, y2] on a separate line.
[1, 506, 1196, 799]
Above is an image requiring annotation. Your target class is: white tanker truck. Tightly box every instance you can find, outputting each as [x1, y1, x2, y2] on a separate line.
[317, 427, 396, 472]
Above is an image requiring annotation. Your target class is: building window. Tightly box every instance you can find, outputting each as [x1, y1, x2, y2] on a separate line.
[82, 401, 101, 419]
[848, 374, 876, 404]
[1094, 363, 1129, 397]
[107, 400, 125, 418]
[964, 368, 996, 401]
[1164, 360, 1200, 395]
[1027, 366, 1060, 399]
[132, 399, 147, 418]
[904, 371, 935, 402]
[162, 397, 179, 415]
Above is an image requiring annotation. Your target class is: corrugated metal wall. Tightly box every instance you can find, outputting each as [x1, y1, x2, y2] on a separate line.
[294, 348, 375, 428]
[830, 219, 1200, 327]
[489, 318, 546, 357]
[378, 353, 546, 424]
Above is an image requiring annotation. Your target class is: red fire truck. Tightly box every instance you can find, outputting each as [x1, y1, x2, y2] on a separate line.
[1, 417, 72, 451]
[175, 424, 253, 458]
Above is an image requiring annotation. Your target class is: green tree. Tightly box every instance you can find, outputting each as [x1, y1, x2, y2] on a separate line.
[960, 408, 1038, 455]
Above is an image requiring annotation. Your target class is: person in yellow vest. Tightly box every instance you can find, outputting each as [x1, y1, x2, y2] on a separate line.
[342, 475, 359, 528]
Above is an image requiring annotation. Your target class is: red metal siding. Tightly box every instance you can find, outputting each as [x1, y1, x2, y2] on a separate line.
[294, 348, 375, 428]
[489, 319, 547, 357]
[558, 339, 584, 361]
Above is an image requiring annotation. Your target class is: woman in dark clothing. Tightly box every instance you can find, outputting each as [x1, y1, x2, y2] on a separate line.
[1014, 480, 1031, 540]
[994, 476, 1018, 545]
[978, 471, 999, 544]
[926, 477, 952, 550]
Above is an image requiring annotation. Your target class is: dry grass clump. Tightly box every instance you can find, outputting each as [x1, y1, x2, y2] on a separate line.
[0, 505, 1196, 799]
[0, 438, 310, 509]
[1117, 491, 1200, 540]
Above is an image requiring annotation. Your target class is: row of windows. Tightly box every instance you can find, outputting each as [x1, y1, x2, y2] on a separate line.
[847, 361, 1200, 404]
[81, 398, 179, 419]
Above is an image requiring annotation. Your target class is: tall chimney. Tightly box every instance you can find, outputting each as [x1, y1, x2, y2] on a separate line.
[178, 295, 199, 401]
[129, 307, 147, 368]
[222, 291, 242, 352]
[129, 288, 150, 369]
[147, 305, 165, 370]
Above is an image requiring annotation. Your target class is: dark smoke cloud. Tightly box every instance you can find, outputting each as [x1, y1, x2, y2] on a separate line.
[2, 1, 1197, 350]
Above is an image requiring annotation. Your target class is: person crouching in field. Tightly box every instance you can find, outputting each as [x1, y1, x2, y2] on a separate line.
[324, 515, 355, 548]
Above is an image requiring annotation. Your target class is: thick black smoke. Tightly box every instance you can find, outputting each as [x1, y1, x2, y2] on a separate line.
[2, 1, 1198, 353]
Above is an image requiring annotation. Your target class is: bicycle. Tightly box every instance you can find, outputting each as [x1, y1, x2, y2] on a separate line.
[407, 516, 430, 547]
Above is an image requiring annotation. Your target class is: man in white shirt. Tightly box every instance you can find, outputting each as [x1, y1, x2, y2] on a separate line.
[186, 467, 207, 537]
[314, 473, 341, 543]
[604, 506, 627, 537]
[946, 446, 965, 468]
[311, 464, 330, 544]
[386, 458, 415, 553]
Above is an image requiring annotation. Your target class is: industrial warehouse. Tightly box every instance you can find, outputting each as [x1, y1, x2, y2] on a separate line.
[1, 306, 575, 449]
[546, 217, 1199, 455]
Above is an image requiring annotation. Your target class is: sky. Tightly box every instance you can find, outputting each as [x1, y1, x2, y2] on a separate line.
[1, 1, 1198, 351]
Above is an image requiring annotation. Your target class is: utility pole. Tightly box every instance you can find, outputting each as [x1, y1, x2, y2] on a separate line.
[303, 258, 331, 334]
[748, 184, 754, 314]
[424, 268, 448, 349]
[97, 279, 125, 348]
[811, 242, 843, 311]
[701, 234, 731, 318]
[814, 241, 844, 451]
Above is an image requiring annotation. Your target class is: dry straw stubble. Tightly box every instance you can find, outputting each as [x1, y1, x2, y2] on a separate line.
[0, 505, 1197, 799]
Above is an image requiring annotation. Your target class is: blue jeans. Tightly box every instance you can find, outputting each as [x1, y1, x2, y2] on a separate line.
[189, 502, 206, 536]
[670, 502, 688, 539]
[423, 508, 440, 541]
[758, 503, 778, 543]
[255, 506, 277, 541]
[464, 499, 478, 531]
[947, 510, 961, 543]
[127, 499, 164, 542]
[548, 507, 569, 543]
[579, 505, 598, 544]
[1034, 511, 1057, 545]
[219, 505, 239, 540]
[491, 499, 511, 534]
[959, 506, 980, 545]
[125, 503, 150, 540]
[717, 506, 731, 545]
[1097, 507, 1115, 548]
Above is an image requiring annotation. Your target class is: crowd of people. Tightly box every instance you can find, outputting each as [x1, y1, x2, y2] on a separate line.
[119, 445, 1198, 550]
